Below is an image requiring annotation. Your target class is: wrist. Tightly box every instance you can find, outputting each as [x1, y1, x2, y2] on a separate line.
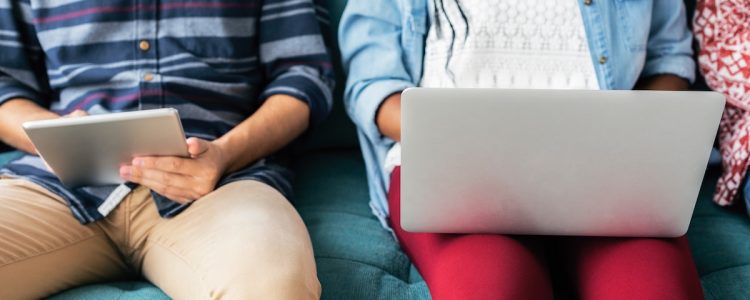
[6, 136, 37, 155]
[30, 109, 60, 121]
[212, 137, 250, 174]
[210, 139, 229, 174]
[0, 99, 57, 154]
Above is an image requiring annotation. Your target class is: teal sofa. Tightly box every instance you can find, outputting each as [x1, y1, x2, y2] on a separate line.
[0, 1, 432, 299]
[0, 0, 747, 299]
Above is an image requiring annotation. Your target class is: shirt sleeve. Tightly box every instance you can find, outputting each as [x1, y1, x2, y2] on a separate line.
[339, 0, 416, 148]
[640, 0, 696, 83]
[0, 0, 51, 107]
[257, 0, 334, 127]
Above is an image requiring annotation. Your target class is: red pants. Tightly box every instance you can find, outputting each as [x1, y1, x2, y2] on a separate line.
[388, 167, 703, 300]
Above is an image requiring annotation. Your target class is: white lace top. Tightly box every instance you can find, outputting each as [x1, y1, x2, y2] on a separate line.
[421, 0, 599, 88]
[385, 0, 599, 173]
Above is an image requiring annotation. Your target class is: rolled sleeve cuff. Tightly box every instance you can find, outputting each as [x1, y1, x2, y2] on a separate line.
[641, 54, 696, 84]
[260, 74, 333, 127]
[352, 79, 414, 146]
[0, 81, 44, 107]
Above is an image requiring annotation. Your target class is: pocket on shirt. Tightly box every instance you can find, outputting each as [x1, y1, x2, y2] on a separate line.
[613, 0, 652, 52]
[402, 14, 427, 44]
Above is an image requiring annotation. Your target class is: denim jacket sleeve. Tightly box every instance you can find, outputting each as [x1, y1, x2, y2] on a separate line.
[640, 0, 695, 83]
[339, 0, 416, 147]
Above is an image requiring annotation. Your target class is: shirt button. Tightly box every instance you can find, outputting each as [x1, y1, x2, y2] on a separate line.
[598, 55, 608, 64]
[584, 0, 593, 5]
[139, 40, 150, 51]
[143, 73, 154, 81]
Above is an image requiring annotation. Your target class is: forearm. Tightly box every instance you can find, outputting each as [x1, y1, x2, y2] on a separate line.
[215, 94, 310, 173]
[376, 93, 402, 142]
[0, 99, 58, 154]
[634, 74, 690, 91]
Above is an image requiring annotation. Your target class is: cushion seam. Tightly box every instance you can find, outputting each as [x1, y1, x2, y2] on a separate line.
[315, 255, 412, 281]
[701, 263, 750, 278]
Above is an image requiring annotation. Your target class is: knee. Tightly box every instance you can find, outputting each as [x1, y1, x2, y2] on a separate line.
[441, 235, 546, 273]
[211, 241, 321, 299]
[215, 257, 321, 300]
[185, 181, 310, 243]
[200, 182, 321, 299]
[574, 237, 703, 300]
[428, 235, 553, 300]
[247, 228, 320, 299]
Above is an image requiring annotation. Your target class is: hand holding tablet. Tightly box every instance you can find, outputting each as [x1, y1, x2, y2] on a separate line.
[120, 136, 228, 203]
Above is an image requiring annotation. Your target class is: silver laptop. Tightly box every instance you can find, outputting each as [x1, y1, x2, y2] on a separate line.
[400, 88, 725, 237]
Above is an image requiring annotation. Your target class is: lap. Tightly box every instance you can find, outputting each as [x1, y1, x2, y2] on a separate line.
[388, 167, 701, 299]
[141, 180, 320, 299]
[147, 180, 312, 251]
[0, 179, 128, 299]
[387, 168, 553, 299]
[560, 236, 703, 300]
[0, 179, 90, 248]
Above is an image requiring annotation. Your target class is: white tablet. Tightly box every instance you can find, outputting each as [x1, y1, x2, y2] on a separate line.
[23, 108, 189, 187]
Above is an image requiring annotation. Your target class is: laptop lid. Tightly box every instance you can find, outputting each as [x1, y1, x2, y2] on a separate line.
[400, 88, 725, 237]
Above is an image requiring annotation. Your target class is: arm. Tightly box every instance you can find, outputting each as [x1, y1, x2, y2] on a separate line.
[221, 0, 332, 171]
[340, 0, 416, 145]
[376, 93, 402, 142]
[634, 74, 689, 91]
[122, 0, 334, 203]
[0, 99, 58, 154]
[637, 0, 696, 86]
[0, 1, 54, 153]
[216, 94, 309, 174]
[122, 95, 310, 202]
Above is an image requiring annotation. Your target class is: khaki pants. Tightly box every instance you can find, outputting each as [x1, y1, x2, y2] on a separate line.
[0, 179, 321, 300]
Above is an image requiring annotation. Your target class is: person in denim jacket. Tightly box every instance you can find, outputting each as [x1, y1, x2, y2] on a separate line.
[340, 0, 703, 299]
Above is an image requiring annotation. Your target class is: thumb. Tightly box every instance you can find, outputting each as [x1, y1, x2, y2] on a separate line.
[63, 110, 88, 118]
[187, 137, 210, 158]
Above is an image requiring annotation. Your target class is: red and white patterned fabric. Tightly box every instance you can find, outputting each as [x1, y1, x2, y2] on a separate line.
[694, 0, 750, 206]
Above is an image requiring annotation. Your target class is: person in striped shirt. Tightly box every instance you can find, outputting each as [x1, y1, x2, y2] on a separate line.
[0, 0, 332, 299]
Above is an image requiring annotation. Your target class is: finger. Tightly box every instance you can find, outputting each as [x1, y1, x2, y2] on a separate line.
[64, 110, 88, 118]
[120, 166, 198, 203]
[136, 177, 196, 204]
[130, 156, 218, 197]
[123, 165, 193, 190]
[132, 156, 196, 175]
[187, 137, 210, 158]
[71, 110, 88, 117]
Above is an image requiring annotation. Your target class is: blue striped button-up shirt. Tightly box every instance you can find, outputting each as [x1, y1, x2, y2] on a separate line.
[0, 0, 334, 223]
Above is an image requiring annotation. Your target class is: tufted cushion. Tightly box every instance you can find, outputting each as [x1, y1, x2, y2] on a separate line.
[688, 168, 750, 299]
[293, 150, 429, 299]
[48, 282, 168, 300]
[0, 151, 22, 166]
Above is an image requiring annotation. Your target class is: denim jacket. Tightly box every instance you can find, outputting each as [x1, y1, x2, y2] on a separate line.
[339, 0, 696, 229]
